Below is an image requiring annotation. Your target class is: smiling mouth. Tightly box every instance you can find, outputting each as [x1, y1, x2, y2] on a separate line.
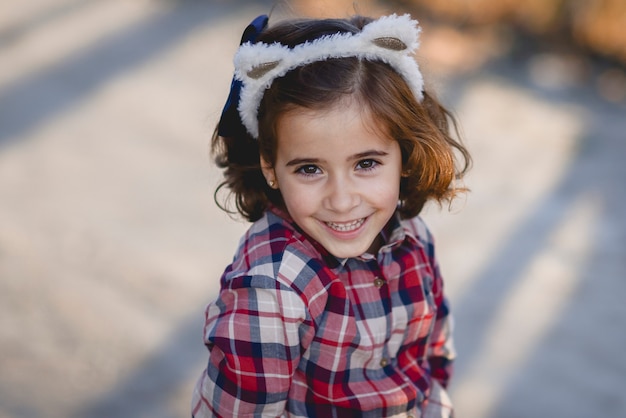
[325, 218, 366, 232]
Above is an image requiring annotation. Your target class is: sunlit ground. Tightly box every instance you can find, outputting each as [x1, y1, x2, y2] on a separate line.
[0, 1, 624, 417]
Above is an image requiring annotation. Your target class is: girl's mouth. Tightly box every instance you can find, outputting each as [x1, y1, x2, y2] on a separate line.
[325, 218, 365, 232]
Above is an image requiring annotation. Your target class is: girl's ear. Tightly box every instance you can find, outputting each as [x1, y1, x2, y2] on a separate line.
[260, 156, 278, 189]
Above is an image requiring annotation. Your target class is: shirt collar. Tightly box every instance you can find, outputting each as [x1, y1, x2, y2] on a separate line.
[268, 206, 343, 270]
[267, 207, 422, 272]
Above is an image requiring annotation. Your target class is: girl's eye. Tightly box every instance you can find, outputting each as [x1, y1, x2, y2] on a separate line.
[296, 165, 321, 176]
[356, 159, 379, 171]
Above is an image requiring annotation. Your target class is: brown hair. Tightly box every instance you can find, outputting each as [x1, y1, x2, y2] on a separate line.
[212, 15, 471, 222]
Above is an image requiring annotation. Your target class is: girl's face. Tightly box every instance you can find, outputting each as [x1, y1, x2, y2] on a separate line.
[262, 100, 402, 258]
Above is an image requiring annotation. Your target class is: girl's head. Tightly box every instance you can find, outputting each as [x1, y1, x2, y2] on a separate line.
[213, 14, 470, 227]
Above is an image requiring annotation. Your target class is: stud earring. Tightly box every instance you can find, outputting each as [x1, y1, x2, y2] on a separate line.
[268, 180, 275, 188]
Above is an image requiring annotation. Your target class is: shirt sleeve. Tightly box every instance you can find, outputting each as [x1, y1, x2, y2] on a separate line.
[427, 293, 455, 388]
[424, 230, 456, 389]
[191, 274, 310, 417]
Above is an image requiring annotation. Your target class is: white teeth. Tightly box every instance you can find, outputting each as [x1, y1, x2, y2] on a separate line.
[326, 218, 365, 232]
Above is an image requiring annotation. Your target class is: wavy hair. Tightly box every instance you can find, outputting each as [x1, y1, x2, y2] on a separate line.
[212, 15, 471, 222]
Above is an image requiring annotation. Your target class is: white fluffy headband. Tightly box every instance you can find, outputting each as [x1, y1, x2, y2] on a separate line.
[233, 14, 424, 139]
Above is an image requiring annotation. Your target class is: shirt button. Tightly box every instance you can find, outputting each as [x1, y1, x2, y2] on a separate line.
[373, 277, 385, 288]
[380, 358, 389, 367]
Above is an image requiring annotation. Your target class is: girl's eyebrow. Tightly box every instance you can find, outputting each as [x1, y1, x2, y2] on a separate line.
[285, 150, 389, 167]
[285, 157, 321, 167]
[352, 150, 389, 159]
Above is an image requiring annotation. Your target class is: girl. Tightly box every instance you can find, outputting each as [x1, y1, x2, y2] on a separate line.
[193, 13, 470, 418]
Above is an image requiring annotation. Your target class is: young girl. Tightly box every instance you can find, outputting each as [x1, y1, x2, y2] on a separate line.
[192, 13, 470, 418]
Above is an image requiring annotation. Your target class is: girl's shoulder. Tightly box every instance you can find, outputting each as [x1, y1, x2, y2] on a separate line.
[398, 214, 438, 262]
[238, 209, 317, 260]
[400, 215, 435, 246]
[225, 210, 336, 291]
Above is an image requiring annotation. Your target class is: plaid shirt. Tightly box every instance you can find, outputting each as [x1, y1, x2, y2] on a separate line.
[192, 207, 455, 417]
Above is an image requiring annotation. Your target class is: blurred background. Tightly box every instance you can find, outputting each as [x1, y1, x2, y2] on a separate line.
[0, 0, 624, 417]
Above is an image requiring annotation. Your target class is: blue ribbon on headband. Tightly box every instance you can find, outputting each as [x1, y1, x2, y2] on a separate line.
[217, 15, 269, 138]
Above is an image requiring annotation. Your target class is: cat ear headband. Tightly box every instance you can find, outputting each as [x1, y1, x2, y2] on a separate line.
[218, 14, 424, 139]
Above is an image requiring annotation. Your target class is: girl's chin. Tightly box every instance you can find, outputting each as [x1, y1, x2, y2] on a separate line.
[315, 223, 383, 257]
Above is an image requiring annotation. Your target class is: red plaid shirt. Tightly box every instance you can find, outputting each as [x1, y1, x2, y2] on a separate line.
[192, 207, 455, 417]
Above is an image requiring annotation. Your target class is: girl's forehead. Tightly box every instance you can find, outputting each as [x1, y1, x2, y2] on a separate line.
[278, 98, 384, 133]
[274, 102, 395, 156]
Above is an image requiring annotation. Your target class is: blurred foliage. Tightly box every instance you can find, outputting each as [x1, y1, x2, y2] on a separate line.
[390, 0, 626, 66]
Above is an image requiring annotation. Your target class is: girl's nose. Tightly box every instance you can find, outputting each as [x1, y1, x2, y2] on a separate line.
[324, 175, 360, 213]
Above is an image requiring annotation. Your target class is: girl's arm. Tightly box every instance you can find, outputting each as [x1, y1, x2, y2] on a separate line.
[425, 240, 456, 389]
[192, 276, 310, 417]
[427, 291, 455, 388]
